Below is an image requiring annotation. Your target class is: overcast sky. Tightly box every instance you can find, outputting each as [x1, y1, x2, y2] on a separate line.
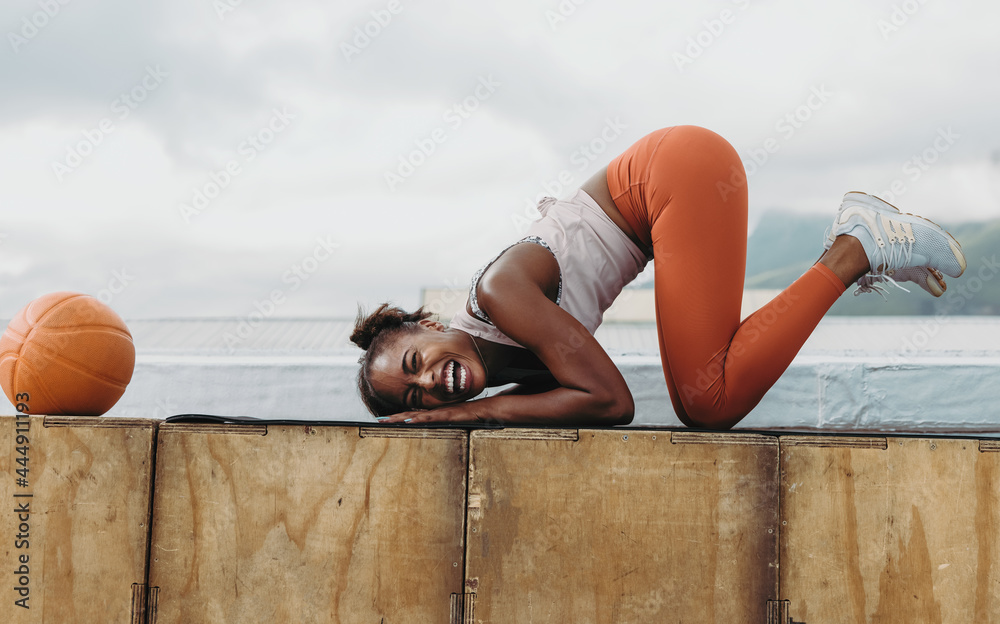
[1, 0, 998, 320]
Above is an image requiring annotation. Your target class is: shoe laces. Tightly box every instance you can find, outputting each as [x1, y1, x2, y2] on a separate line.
[853, 273, 910, 300]
[859, 216, 916, 298]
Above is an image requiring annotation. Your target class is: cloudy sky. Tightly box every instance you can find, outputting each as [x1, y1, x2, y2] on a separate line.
[1, 0, 999, 320]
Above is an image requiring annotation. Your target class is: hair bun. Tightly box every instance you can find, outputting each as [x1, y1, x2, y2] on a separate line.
[350, 303, 431, 350]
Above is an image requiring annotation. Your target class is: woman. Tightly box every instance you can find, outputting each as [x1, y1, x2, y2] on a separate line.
[351, 126, 966, 429]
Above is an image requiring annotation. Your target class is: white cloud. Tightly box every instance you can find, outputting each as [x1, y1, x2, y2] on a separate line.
[1, 0, 998, 319]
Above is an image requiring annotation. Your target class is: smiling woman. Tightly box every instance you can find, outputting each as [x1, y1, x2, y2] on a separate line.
[351, 305, 490, 415]
[352, 125, 967, 429]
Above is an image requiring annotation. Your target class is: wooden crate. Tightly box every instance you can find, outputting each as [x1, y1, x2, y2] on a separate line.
[148, 424, 468, 624]
[0, 415, 157, 623]
[12, 416, 1000, 623]
[780, 436, 1000, 622]
[464, 429, 780, 624]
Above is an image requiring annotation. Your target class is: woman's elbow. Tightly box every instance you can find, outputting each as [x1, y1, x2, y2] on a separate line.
[592, 391, 634, 426]
[612, 407, 634, 426]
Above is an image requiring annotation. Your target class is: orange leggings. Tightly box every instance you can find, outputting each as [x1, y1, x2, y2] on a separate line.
[607, 126, 846, 429]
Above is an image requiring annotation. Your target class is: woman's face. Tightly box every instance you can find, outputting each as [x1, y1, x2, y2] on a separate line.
[369, 320, 487, 412]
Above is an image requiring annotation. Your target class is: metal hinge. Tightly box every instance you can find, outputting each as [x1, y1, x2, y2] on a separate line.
[160, 422, 267, 436]
[450, 592, 476, 624]
[473, 429, 578, 441]
[360, 427, 466, 439]
[672, 431, 777, 446]
[981, 440, 1000, 452]
[780, 436, 887, 449]
[766, 599, 805, 624]
[131, 584, 159, 624]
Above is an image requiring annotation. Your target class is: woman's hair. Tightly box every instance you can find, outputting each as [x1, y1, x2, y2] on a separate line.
[351, 303, 434, 416]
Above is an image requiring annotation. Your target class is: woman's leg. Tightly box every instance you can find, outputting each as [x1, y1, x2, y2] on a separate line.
[607, 126, 847, 429]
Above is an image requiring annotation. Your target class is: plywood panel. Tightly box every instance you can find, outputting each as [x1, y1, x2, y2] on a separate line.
[148, 424, 468, 624]
[0, 415, 156, 623]
[780, 436, 1000, 622]
[466, 429, 779, 624]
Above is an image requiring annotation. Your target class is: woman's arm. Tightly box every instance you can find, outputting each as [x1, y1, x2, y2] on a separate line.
[387, 244, 634, 426]
[387, 384, 632, 425]
[489, 378, 561, 397]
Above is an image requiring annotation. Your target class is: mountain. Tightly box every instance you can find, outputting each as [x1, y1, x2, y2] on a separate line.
[744, 212, 1000, 315]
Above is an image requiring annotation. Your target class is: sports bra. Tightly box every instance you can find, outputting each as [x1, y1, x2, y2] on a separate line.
[466, 235, 563, 324]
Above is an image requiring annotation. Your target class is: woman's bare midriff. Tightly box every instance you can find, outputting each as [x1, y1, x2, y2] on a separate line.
[580, 166, 649, 253]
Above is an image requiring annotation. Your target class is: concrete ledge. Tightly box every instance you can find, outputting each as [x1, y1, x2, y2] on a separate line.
[2, 317, 997, 434]
[61, 351, 998, 435]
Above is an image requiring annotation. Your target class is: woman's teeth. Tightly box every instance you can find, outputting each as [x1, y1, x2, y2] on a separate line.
[445, 360, 467, 394]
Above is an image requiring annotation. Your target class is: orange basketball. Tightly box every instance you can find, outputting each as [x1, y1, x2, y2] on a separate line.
[0, 292, 135, 416]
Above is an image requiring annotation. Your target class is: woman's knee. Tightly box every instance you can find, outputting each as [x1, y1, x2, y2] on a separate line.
[677, 395, 744, 430]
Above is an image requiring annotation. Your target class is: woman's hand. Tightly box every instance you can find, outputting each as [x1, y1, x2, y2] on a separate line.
[379, 401, 491, 425]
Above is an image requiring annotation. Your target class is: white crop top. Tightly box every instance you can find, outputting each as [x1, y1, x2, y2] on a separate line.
[449, 188, 651, 349]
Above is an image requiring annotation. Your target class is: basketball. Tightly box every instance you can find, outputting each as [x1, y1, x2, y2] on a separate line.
[0, 292, 135, 416]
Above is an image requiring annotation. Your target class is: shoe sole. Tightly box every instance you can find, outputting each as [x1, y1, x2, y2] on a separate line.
[837, 191, 967, 278]
[927, 269, 946, 297]
[915, 267, 947, 297]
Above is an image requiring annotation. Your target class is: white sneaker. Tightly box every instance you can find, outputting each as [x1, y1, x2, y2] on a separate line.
[824, 192, 965, 297]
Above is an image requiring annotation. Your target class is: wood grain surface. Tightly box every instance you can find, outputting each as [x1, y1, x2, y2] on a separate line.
[9, 417, 999, 623]
[0, 416, 156, 624]
[465, 429, 779, 624]
[780, 436, 1000, 622]
[148, 424, 468, 624]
